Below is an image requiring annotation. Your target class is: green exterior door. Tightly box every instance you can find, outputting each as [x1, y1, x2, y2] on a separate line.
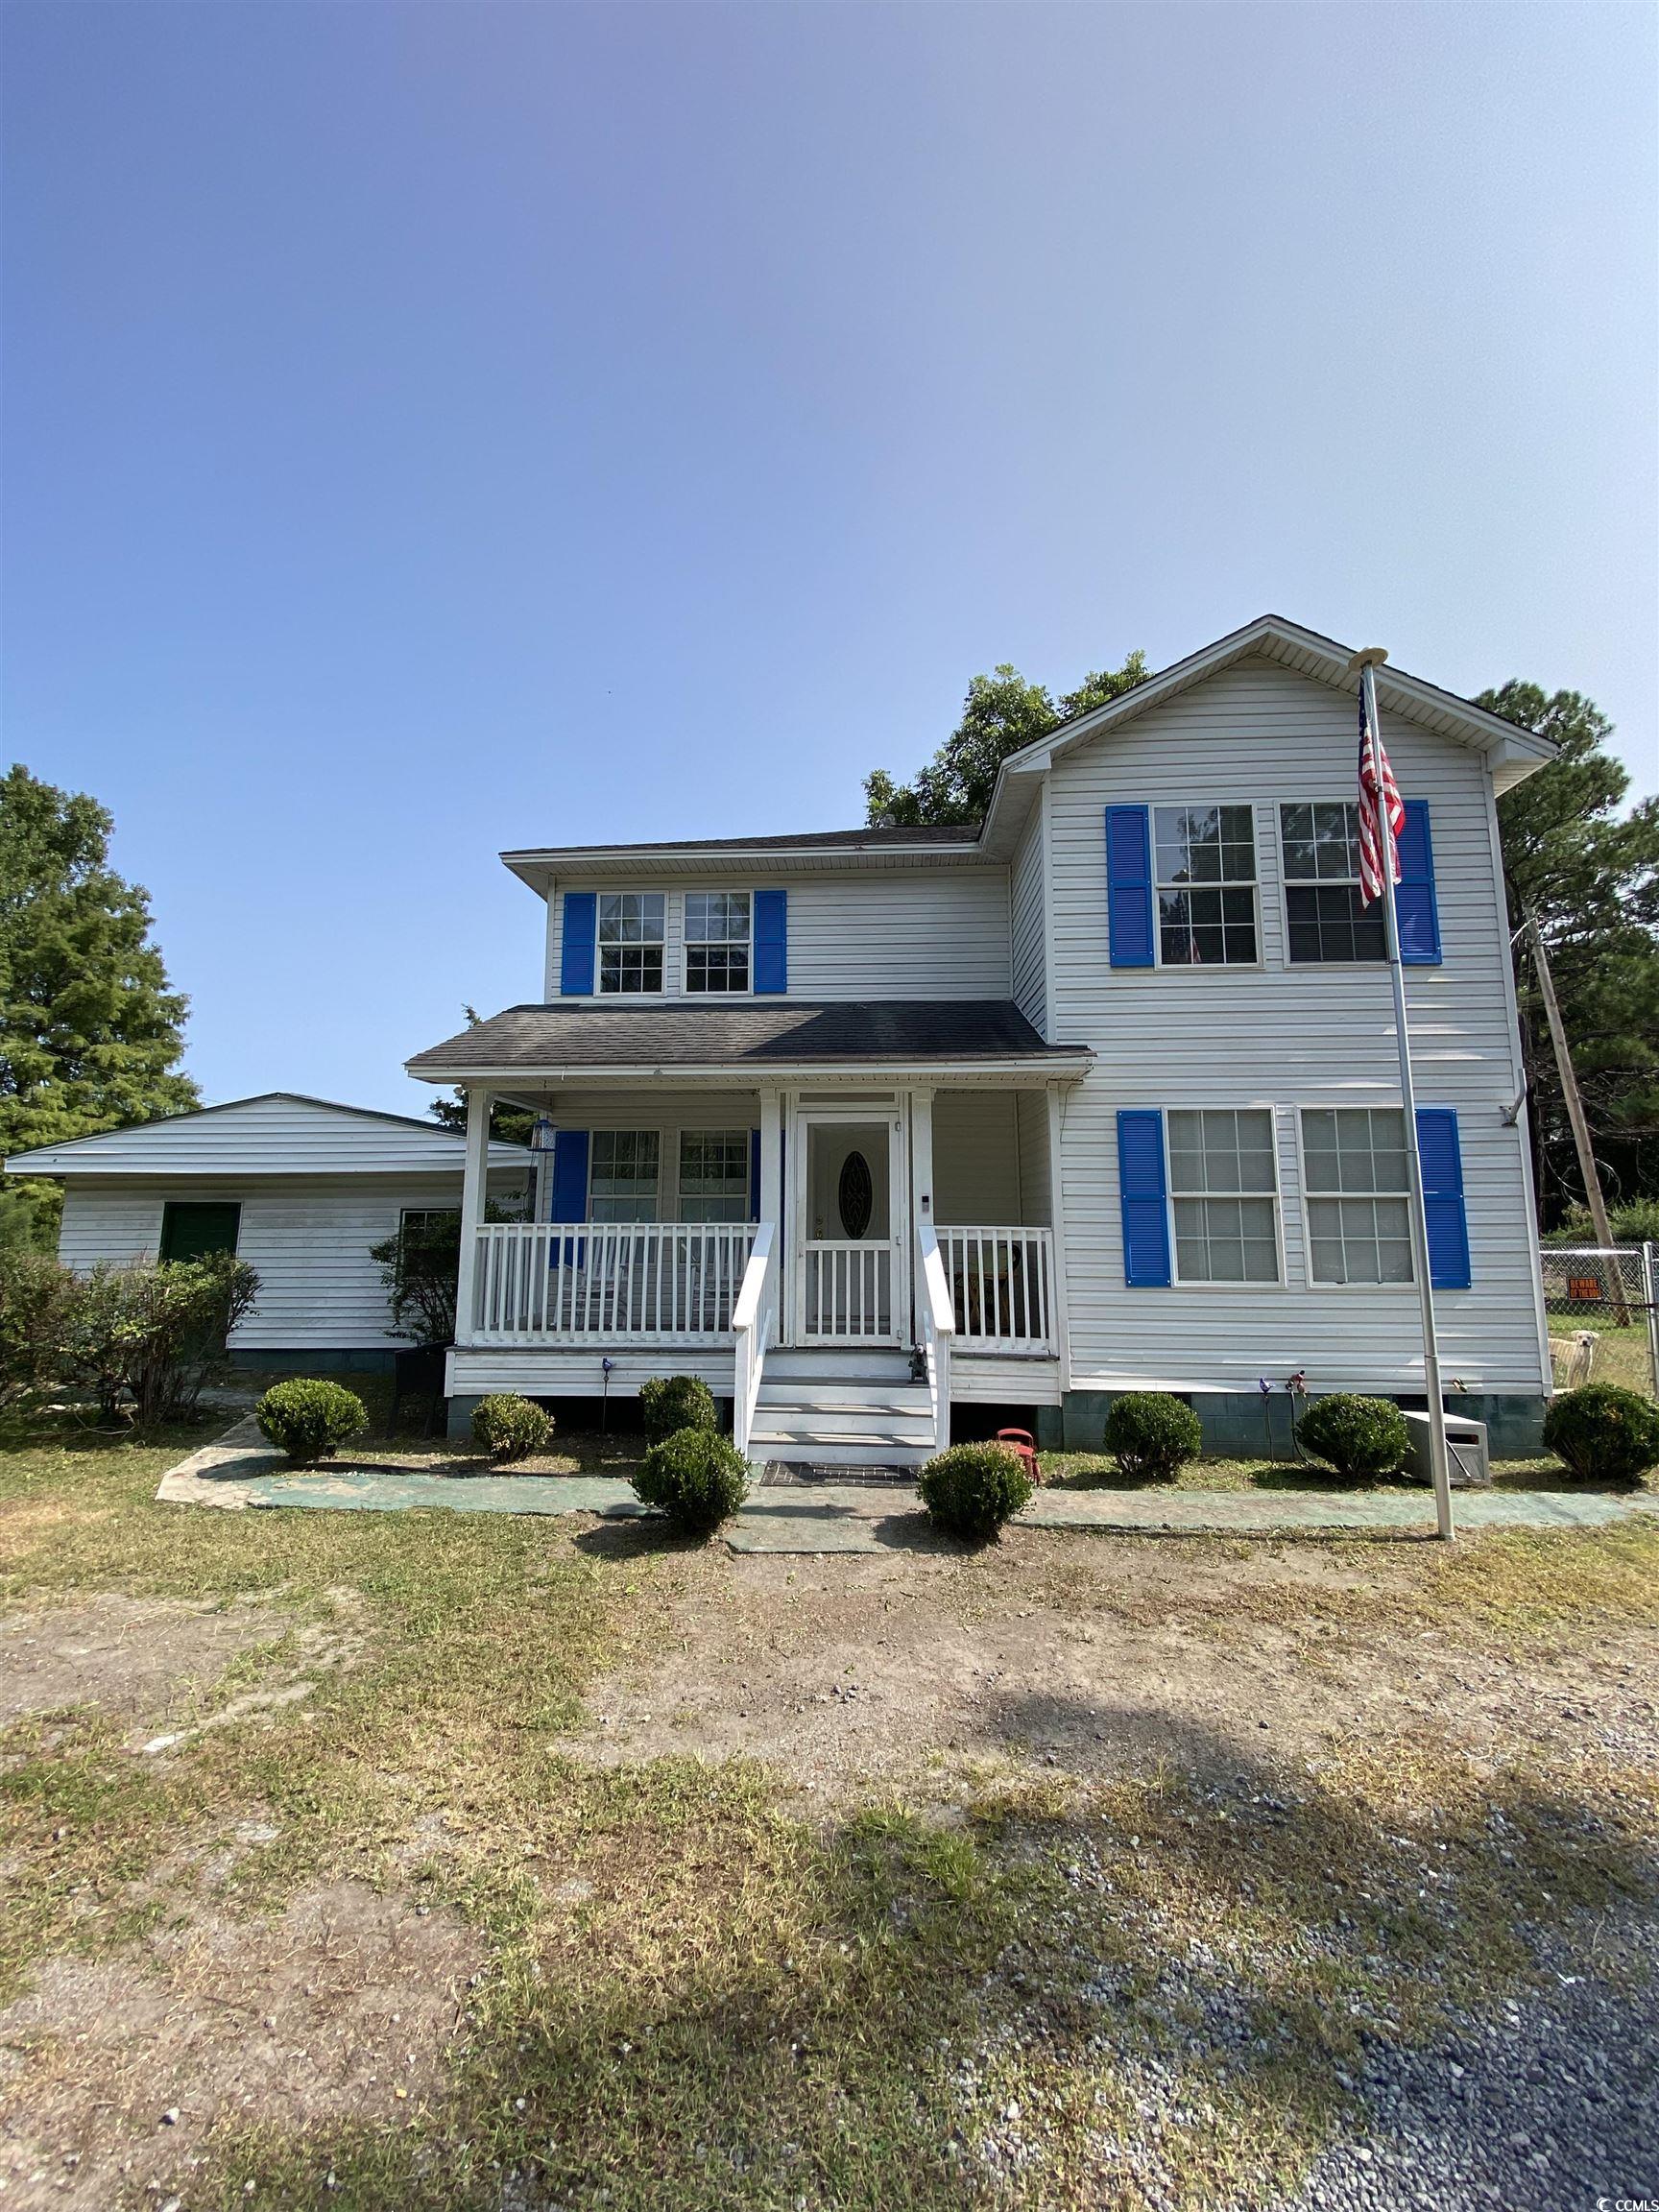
[158, 1201, 242, 1262]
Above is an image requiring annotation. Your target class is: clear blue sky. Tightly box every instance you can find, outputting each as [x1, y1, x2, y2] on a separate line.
[4, 2, 1654, 1117]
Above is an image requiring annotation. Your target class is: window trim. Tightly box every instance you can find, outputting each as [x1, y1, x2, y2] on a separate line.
[594, 890, 668, 998]
[1150, 803, 1263, 971]
[585, 1127, 663, 1221]
[564, 1118, 761, 1224]
[1292, 1102, 1419, 1292]
[1163, 1103, 1286, 1289]
[682, 890, 754, 998]
[1277, 799, 1391, 969]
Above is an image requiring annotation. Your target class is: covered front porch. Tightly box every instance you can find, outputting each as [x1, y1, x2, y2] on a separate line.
[452, 1083, 1066, 1393]
[407, 998, 1091, 1455]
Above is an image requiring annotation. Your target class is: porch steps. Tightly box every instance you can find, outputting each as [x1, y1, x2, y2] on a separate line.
[748, 1349, 936, 1468]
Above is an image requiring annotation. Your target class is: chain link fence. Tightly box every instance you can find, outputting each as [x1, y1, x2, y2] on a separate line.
[1540, 1244, 1659, 1398]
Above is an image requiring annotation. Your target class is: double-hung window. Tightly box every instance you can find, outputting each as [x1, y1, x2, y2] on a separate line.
[1280, 804, 1386, 963]
[1302, 1109, 1413, 1284]
[598, 894, 665, 994]
[684, 893, 751, 994]
[678, 1129, 752, 1221]
[1154, 807, 1259, 965]
[1167, 1109, 1280, 1281]
[589, 1131, 660, 1221]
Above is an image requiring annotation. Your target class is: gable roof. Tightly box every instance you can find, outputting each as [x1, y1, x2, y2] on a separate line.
[498, 615, 1555, 882]
[977, 613, 1556, 852]
[4, 1092, 528, 1179]
[406, 1001, 1091, 1081]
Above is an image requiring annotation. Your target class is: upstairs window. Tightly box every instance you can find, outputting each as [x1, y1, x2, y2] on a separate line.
[678, 1129, 752, 1221]
[1302, 1108, 1413, 1284]
[589, 1131, 660, 1220]
[598, 894, 664, 994]
[1154, 806, 1259, 965]
[685, 892, 751, 994]
[1167, 1108, 1280, 1281]
[1280, 804, 1387, 963]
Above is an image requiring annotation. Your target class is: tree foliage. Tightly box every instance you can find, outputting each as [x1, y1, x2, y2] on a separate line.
[0, 765, 199, 1249]
[864, 653, 1150, 828]
[423, 1007, 537, 1146]
[1485, 685, 1659, 1224]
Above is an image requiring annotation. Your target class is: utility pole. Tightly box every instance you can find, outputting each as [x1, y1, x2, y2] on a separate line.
[1524, 910, 1631, 1325]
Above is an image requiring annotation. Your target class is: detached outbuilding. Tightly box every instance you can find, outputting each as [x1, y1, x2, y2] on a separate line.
[4, 1094, 529, 1371]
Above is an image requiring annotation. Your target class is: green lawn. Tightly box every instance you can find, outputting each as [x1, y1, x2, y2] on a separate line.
[1, 1401, 1656, 2210]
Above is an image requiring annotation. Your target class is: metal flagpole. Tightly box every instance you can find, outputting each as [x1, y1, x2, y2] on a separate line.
[1351, 649, 1455, 1541]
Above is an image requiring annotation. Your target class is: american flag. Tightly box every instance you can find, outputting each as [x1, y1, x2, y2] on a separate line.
[1357, 683, 1405, 905]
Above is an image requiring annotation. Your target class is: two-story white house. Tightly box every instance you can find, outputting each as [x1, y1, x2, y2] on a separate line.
[407, 614, 1556, 1462]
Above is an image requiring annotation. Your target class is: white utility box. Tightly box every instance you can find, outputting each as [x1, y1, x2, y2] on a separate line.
[1400, 1408, 1491, 1489]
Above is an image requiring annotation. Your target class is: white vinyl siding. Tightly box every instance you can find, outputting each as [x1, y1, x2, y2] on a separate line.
[1046, 656, 1546, 1394]
[546, 870, 1011, 1002]
[57, 1170, 521, 1350]
[1010, 803, 1047, 1030]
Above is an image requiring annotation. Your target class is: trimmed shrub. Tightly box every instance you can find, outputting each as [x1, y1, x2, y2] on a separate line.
[632, 1427, 749, 1535]
[471, 1393, 554, 1463]
[638, 1374, 719, 1445]
[919, 1441, 1033, 1541]
[1542, 1384, 1659, 1487]
[1294, 1393, 1409, 1482]
[256, 1378, 368, 1466]
[1104, 1392, 1203, 1482]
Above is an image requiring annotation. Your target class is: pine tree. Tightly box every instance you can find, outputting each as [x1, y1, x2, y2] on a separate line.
[0, 765, 200, 1247]
[1484, 685, 1659, 1225]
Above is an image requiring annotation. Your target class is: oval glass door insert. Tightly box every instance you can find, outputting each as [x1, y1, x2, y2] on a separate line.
[838, 1151, 874, 1239]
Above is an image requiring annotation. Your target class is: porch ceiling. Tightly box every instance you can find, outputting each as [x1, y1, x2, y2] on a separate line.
[405, 999, 1092, 1085]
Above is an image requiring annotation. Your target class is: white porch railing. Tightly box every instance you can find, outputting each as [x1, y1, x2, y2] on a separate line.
[917, 1224, 954, 1453]
[940, 1227, 1056, 1354]
[468, 1221, 757, 1343]
[801, 1240, 895, 1343]
[733, 1223, 778, 1456]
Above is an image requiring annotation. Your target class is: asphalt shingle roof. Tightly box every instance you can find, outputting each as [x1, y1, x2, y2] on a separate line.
[407, 1000, 1086, 1075]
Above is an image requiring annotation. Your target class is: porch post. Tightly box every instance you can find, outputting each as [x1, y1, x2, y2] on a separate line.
[909, 1088, 935, 1233]
[758, 1089, 781, 1224]
[909, 1088, 934, 1348]
[453, 1085, 493, 1346]
[1046, 1085, 1072, 1390]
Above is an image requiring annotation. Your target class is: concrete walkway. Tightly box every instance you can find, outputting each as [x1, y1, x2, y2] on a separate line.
[157, 1422, 1658, 1551]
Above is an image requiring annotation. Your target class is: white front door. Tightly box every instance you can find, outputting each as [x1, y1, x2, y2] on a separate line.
[793, 1111, 906, 1345]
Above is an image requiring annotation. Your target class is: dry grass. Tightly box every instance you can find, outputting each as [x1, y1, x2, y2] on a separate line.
[0, 1402, 1655, 2209]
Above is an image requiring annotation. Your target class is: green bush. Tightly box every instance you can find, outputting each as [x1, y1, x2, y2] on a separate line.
[1294, 1393, 1409, 1482]
[1, 1249, 259, 1424]
[0, 1250, 81, 1409]
[632, 1427, 748, 1534]
[1542, 1384, 1659, 1487]
[638, 1374, 719, 1445]
[1104, 1391, 1203, 1482]
[918, 1441, 1033, 1541]
[256, 1378, 368, 1466]
[470, 1393, 554, 1463]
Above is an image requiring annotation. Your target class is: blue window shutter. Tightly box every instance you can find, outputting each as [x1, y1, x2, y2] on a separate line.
[1118, 1110, 1171, 1286]
[749, 1129, 761, 1220]
[1415, 1108, 1470, 1288]
[1105, 806, 1155, 968]
[560, 893, 597, 996]
[550, 1130, 589, 1221]
[754, 889, 787, 994]
[1396, 802, 1441, 965]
